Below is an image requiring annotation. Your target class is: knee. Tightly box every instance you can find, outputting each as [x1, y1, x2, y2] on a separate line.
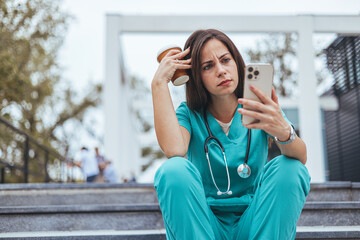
[266, 155, 311, 196]
[154, 157, 201, 191]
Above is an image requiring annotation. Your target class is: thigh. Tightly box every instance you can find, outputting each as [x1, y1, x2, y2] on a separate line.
[155, 157, 227, 240]
[234, 155, 310, 240]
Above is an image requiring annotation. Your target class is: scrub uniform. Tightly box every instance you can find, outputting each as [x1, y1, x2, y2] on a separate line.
[154, 102, 311, 240]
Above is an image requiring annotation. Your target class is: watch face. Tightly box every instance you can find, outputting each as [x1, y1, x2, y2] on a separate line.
[275, 124, 295, 144]
[290, 126, 296, 140]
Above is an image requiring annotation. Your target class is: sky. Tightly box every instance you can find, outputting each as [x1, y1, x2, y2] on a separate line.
[59, 0, 360, 91]
[57, 0, 360, 158]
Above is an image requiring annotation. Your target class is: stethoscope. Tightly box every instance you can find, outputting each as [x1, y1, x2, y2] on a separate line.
[203, 109, 251, 196]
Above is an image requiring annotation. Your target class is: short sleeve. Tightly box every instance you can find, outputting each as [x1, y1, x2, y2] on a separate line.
[176, 102, 192, 135]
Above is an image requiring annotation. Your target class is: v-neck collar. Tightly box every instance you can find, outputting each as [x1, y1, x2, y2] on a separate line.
[205, 104, 243, 143]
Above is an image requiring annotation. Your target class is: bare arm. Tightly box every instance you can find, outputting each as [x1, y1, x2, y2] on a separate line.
[274, 130, 307, 165]
[151, 48, 191, 158]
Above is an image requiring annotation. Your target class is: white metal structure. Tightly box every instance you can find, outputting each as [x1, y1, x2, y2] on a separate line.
[104, 15, 360, 182]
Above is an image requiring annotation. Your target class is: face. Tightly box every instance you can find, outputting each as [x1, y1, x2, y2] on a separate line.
[200, 39, 239, 99]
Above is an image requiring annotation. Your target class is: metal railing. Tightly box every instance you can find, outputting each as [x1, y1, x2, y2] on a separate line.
[0, 116, 82, 183]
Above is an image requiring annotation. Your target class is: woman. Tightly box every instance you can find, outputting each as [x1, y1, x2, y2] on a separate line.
[152, 29, 310, 240]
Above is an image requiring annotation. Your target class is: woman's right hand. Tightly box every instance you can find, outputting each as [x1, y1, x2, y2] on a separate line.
[152, 47, 192, 86]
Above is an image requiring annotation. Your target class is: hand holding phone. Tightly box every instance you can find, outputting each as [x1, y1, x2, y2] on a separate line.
[242, 63, 274, 125]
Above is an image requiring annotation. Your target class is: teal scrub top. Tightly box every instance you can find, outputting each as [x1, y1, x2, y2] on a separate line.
[176, 101, 293, 213]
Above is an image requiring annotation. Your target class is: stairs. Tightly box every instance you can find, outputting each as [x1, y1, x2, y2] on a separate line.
[0, 182, 359, 239]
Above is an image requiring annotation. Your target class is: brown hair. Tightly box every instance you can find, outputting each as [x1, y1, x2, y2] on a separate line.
[183, 29, 246, 112]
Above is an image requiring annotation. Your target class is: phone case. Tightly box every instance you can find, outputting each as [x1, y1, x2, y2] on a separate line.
[242, 63, 274, 125]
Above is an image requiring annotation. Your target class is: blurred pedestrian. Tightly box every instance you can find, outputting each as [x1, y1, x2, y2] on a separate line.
[75, 146, 99, 182]
[94, 147, 117, 183]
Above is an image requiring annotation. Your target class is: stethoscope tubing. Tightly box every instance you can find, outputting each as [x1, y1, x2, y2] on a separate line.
[203, 108, 251, 196]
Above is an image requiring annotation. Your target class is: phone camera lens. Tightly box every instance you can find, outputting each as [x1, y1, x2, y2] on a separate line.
[248, 74, 253, 79]
[254, 70, 259, 76]
[248, 67, 253, 72]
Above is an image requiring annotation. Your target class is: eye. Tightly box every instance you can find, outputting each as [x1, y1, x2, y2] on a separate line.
[202, 64, 212, 71]
[222, 58, 230, 63]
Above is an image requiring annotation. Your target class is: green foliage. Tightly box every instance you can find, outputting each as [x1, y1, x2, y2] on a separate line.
[129, 75, 165, 171]
[246, 33, 297, 97]
[245, 33, 329, 97]
[0, 0, 101, 182]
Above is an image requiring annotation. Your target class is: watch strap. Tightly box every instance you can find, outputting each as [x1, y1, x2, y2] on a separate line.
[274, 124, 296, 144]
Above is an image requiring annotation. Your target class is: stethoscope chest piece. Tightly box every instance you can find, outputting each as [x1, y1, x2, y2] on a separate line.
[237, 163, 251, 178]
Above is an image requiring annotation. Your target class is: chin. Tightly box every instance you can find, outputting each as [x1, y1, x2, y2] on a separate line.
[220, 89, 237, 97]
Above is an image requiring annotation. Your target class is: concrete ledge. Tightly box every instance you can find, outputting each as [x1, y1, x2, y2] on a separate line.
[0, 209, 165, 232]
[1, 202, 359, 215]
[310, 181, 353, 189]
[1, 181, 359, 190]
[1, 227, 360, 239]
[0, 204, 160, 214]
[303, 202, 360, 210]
[0, 229, 167, 240]
[297, 231, 360, 239]
[0, 187, 158, 206]
[0, 183, 154, 190]
[299, 203, 360, 226]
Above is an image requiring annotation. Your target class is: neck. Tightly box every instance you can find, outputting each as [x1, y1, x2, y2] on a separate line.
[208, 94, 238, 123]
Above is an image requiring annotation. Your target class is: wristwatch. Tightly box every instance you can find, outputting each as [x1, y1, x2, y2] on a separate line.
[274, 124, 296, 144]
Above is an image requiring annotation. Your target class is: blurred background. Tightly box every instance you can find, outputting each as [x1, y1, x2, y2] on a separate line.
[1, 0, 360, 184]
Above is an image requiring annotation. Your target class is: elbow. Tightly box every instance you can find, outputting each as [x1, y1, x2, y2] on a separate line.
[162, 145, 187, 159]
[302, 143, 307, 165]
[299, 152, 307, 165]
[164, 149, 187, 159]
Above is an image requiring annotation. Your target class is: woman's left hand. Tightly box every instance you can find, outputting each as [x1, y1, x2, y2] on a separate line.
[237, 85, 291, 142]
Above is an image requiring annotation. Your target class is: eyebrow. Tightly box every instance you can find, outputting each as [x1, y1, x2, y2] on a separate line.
[201, 53, 230, 67]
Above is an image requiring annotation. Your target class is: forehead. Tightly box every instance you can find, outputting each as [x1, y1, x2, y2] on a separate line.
[200, 39, 229, 61]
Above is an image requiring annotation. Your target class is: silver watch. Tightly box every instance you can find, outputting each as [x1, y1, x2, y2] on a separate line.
[274, 124, 296, 144]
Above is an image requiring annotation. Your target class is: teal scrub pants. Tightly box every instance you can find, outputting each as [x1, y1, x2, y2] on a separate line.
[154, 155, 311, 240]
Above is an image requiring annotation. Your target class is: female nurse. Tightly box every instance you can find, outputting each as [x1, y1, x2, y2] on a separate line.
[152, 29, 311, 240]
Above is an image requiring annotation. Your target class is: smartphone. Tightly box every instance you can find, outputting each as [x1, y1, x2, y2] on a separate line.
[242, 63, 274, 125]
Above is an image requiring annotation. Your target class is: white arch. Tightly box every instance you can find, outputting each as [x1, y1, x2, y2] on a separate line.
[104, 14, 360, 182]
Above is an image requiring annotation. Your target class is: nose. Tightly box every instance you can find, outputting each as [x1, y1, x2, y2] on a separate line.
[215, 61, 226, 78]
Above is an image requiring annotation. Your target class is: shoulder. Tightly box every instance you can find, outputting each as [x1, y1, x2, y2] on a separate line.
[176, 101, 189, 112]
[176, 101, 202, 117]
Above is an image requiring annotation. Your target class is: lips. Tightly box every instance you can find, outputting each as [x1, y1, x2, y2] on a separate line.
[218, 79, 232, 86]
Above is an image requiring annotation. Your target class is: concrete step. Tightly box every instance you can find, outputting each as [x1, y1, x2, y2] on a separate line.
[1, 226, 360, 239]
[1, 202, 360, 232]
[0, 183, 158, 206]
[296, 226, 360, 239]
[306, 182, 360, 202]
[0, 182, 359, 207]
[0, 204, 163, 233]
[0, 230, 166, 240]
[298, 201, 360, 226]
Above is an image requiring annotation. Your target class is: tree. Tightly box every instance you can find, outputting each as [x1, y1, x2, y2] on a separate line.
[0, 0, 101, 182]
[245, 33, 297, 97]
[128, 75, 165, 172]
[245, 33, 329, 97]
[245, 33, 331, 160]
